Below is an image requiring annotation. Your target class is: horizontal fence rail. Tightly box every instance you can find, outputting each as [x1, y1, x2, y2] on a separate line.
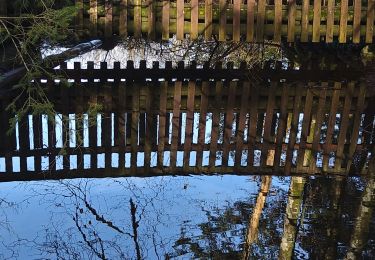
[70, 0, 375, 43]
[0, 62, 374, 181]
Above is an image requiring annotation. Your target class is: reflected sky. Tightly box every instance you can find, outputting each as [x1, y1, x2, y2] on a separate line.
[0, 175, 374, 259]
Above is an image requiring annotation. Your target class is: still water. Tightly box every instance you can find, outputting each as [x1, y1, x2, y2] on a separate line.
[0, 174, 374, 259]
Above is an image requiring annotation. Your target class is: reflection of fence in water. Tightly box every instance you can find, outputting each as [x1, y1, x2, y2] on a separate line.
[0, 62, 374, 181]
[1, 0, 373, 43]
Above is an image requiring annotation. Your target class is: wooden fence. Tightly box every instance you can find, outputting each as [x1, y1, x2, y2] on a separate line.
[0, 61, 373, 181]
[71, 0, 375, 43]
[2, 0, 374, 43]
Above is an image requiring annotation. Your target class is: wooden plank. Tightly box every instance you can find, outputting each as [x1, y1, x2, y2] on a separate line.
[219, 0, 227, 41]
[312, 0, 322, 42]
[297, 87, 314, 171]
[261, 83, 276, 167]
[247, 84, 259, 169]
[366, 0, 375, 43]
[105, 0, 113, 38]
[223, 81, 236, 166]
[233, 0, 241, 42]
[301, 0, 310, 42]
[88, 62, 98, 170]
[205, 0, 213, 40]
[335, 83, 354, 171]
[76, 0, 84, 33]
[117, 83, 126, 170]
[256, 0, 266, 42]
[322, 83, 340, 172]
[191, 0, 198, 40]
[162, 0, 170, 40]
[73, 63, 84, 170]
[274, 0, 282, 42]
[18, 114, 30, 172]
[148, 0, 156, 39]
[197, 81, 209, 168]
[339, 0, 348, 43]
[90, 0, 98, 36]
[171, 81, 182, 170]
[177, 0, 184, 40]
[235, 82, 250, 169]
[33, 114, 42, 172]
[326, 0, 334, 43]
[144, 83, 152, 169]
[273, 84, 289, 170]
[287, 0, 296, 42]
[158, 81, 168, 168]
[131, 83, 140, 173]
[353, 0, 361, 43]
[119, 0, 127, 37]
[134, 0, 142, 37]
[309, 87, 326, 173]
[103, 88, 112, 169]
[0, 1, 7, 16]
[247, 0, 255, 42]
[184, 81, 195, 170]
[346, 84, 366, 173]
[209, 81, 223, 169]
[284, 85, 302, 174]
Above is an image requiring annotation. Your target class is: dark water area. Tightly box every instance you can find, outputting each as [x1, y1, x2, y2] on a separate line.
[0, 175, 374, 259]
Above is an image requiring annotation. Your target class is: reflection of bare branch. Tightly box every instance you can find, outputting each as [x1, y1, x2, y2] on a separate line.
[130, 198, 142, 260]
[73, 209, 107, 260]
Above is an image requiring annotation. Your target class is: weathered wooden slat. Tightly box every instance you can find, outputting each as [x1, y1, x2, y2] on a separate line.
[246, 0, 255, 42]
[162, 0, 170, 40]
[105, 0, 113, 38]
[18, 114, 30, 172]
[261, 83, 276, 167]
[148, 0, 155, 39]
[134, 0, 142, 37]
[204, 0, 213, 40]
[117, 83, 126, 170]
[131, 83, 140, 173]
[287, 0, 296, 42]
[256, 0, 266, 42]
[296, 86, 313, 171]
[322, 83, 340, 172]
[273, 84, 289, 170]
[209, 81, 223, 169]
[90, 0, 98, 36]
[183, 81, 195, 170]
[247, 84, 259, 168]
[197, 81, 208, 168]
[274, 0, 282, 42]
[219, 0, 227, 41]
[158, 81, 168, 168]
[312, 0, 322, 42]
[339, 0, 348, 43]
[0, 0, 7, 16]
[103, 89, 113, 169]
[326, 0, 334, 42]
[191, 0, 198, 40]
[176, 0, 184, 40]
[171, 81, 182, 169]
[353, 0, 362, 43]
[144, 84, 152, 169]
[235, 82, 250, 169]
[346, 84, 366, 173]
[76, 0, 84, 33]
[309, 87, 326, 173]
[366, 0, 375, 43]
[285, 85, 302, 174]
[33, 114, 42, 172]
[233, 0, 241, 42]
[301, 0, 310, 42]
[223, 81, 236, 166]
